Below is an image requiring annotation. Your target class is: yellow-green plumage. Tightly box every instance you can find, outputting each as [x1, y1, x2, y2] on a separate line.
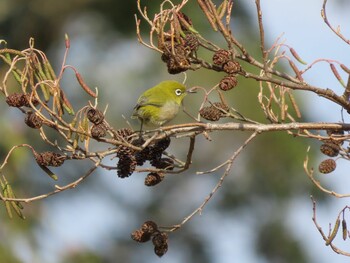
[132, 80, 187, 127]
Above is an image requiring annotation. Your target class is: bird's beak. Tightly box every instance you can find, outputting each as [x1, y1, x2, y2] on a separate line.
[186, 87, 197, 94]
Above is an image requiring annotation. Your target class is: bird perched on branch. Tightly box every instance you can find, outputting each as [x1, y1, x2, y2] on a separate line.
[132, 80, 194, 130]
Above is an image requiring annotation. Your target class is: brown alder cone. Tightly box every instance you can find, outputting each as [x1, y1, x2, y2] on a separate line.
[199, 102, 229, 121]
[86, 107, 104, 124]
[219, 75, 238, 91]
[318, 159, 336, 174]
[320, 143, 339, 157]
[24, 112, 43, 129]
[212, 49, 232, 66]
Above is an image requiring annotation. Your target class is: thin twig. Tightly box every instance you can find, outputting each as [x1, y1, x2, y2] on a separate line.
[167, 131, 258, 232]
[255, 0, 268, 74]
[304, 147, 350, 198]
[311, 196, 350, 256]
[321, 0, 350, 45]
[0, 165, 98, 203]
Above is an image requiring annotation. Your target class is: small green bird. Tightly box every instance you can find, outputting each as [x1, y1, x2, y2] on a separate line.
[132, 80, 192, 130]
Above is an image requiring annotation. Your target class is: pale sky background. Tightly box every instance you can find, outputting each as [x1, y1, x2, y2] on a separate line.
[246, 1, 350, 263]
[12, 1, 350, 263]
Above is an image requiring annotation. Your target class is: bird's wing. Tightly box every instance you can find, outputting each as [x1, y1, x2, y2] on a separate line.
[132, 95, 163, 120]
[134, 95, 165, 109]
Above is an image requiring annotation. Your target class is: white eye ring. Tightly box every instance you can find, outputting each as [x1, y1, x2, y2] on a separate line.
[175, 89, 183, 96]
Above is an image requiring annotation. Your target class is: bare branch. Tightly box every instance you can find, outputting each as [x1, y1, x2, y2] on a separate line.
[167, 131, 258, 232]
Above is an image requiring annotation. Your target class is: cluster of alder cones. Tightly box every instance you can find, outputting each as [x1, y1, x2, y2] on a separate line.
[318, 130, 345, 174]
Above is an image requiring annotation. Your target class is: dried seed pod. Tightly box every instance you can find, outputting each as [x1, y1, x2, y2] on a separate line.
[115, 128, 134, 141]
[154, 244, 168, 257]
[91, 123, 107, 138]
[86, 107, 104, 124]
[49, 153, 66, 167]
[145, 172, 165, 186]
[199, 106, 221, 121]
[146, 137, 171, 161]
[213, 49, 232, 66]
[153, 137, 171, 154]
[161, 52, 169, 63]
[318, 159, 336, 174]
[141, 221, 158, 235]
[151, 157, 174, 170]
[219, 75, 238, 91]
[6, 93, 25, 107]
[161, 42, 191, 74]
[132, 138, 151, 165]
[35, 151, 66, 167]
[131, 229, 151, 243]
[323, 138, 344, 147]
[320, 143, 340, 157]
[22, 94, 39, 107]
[117, 145, 135, 158]
[199, 102, 229, 121]
[152, 232, 168, 248]
[184, 34, 199, 52]
[24, 112, 43, 129]
[166, 56, 191, 74]
[117, 154, 137, 178]
[117, 144, 137, 178]
[152, 232, 169, 257]
[325, 129, 345, 146]
[222, 60, 241, 74]
[213, 102, 229, 112]
[134, 137, 172, 166]
[132, 137, 145, 147]
[6, 93, 39, 108]
[135, 147, 151, 166]
[326, 129, 345, 137]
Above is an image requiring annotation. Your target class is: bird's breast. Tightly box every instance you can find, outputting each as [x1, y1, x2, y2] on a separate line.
[158, 101, 180, 122]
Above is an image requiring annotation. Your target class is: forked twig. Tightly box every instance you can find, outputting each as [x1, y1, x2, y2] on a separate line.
[304, 147, 350, 198]
[167, 131, 258, 232]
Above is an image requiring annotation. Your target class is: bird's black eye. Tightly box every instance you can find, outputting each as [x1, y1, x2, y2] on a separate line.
[175, 89, 182, 96]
